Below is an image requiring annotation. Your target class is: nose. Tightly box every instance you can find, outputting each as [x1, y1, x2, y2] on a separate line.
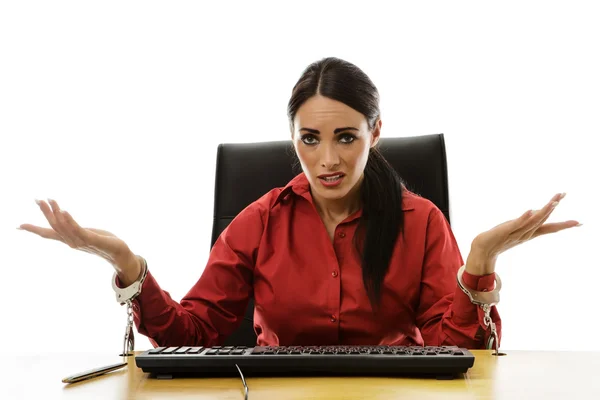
[320, 142, 340, 169]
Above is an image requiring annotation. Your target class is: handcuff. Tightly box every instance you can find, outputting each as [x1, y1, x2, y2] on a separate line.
[111, 256, 148, 356]
[456, 265, 503, 356]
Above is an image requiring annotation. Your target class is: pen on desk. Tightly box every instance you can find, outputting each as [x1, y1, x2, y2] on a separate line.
[61, 361, 128, 384]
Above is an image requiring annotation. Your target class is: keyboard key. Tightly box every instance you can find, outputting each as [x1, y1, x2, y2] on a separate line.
[187, 347, 204, 354]
[161, 347, 179, 354]
[148, 347, 166, 354]
[175, 347, 191, 354]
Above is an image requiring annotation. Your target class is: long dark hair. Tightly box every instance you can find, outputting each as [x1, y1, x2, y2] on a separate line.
[287, 57, 405, 310]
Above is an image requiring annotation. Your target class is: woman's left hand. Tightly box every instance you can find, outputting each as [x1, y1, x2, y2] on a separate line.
[465, 192, 581, 276]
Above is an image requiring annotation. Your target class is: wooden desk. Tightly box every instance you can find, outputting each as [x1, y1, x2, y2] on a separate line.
[4, 350, 600, 399]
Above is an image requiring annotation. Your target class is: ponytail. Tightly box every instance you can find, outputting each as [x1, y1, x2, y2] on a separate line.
[354, 147, 405, 310]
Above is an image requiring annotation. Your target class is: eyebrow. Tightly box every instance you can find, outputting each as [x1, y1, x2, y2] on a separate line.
[299, 127, 359, 134]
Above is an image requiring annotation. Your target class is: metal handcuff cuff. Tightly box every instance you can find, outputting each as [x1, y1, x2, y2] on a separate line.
[456, 265, 503, 356]
[111, 256, 148, 357]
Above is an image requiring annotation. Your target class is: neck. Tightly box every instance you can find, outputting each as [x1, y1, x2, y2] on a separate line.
[312, 175, 363, 223]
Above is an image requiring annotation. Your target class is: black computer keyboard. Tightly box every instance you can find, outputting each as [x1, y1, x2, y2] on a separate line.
[135, 345, 475, 379]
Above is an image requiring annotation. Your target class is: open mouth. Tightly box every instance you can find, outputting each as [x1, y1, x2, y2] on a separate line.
[318, 173, 345, 187]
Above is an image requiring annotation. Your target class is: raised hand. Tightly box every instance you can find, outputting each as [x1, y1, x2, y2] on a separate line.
[19, 199, 142, 285]
[466, 192, 581, 276]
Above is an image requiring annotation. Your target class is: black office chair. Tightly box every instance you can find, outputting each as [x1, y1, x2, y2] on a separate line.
[210, 133, 451, 346]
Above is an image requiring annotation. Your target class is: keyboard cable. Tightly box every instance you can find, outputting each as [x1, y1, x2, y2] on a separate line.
[235, 364, 249, 400]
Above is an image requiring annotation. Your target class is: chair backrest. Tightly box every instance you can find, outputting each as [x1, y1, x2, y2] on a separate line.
[211, 133, 451, 346]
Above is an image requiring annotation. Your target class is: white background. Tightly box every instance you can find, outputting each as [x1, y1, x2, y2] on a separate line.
[1, 0, 598, 354]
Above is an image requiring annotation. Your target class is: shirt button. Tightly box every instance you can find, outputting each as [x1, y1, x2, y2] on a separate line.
[338, 232, 346, 238]
[332, 271, 338, 277]
[330, 315, 337, 322]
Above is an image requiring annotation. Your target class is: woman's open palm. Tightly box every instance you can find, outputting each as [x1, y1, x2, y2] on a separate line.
[19, 199, 137, 271]
[472, 192, 581, 261]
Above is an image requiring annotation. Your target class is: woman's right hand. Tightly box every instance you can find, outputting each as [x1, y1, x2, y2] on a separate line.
[19, 199, 142, 286]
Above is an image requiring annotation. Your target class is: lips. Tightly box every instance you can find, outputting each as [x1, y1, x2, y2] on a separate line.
[318, 173, 345, 179]
[318, 173, 345, 187]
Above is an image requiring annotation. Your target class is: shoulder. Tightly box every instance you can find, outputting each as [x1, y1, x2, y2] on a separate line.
[216, 174, 305, 250]
[243, 186, 288, 217]
[401, 188, 450, 227]
[245, 172, 308, 213]
[400, 190, 459, 258]
[229, 173, 305, 223]
[402, 188, 441, 213]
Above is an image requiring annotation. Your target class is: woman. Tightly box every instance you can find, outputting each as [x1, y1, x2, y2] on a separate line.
[19, 57, 579, 350]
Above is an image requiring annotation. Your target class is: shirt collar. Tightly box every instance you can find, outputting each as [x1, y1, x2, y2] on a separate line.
[274, 172, 311, 204]
[273, 172, 416, 211]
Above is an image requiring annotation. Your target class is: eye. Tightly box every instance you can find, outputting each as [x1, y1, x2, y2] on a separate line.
[338, 134, 356, 144]
[300, 134, 318, 145]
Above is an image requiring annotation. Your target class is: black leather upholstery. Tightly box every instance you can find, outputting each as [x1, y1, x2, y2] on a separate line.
[210, 133, 451, 346]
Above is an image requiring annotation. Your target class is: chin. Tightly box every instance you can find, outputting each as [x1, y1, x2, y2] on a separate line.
[316, 190, 349, 200]
[312, 182, 352, 200]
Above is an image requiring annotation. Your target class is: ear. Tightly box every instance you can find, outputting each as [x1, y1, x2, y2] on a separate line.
[370, 119, 382, 148]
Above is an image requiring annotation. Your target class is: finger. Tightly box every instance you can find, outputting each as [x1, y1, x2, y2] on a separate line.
[46, 199, 79, 248]
[521, 193, 565, 234]
[18, 224, 63, 241]
[36, 199, 59, 230]
[509, 208, 535, 231]
[531, 193, 567, 230]
[532, 220, 581, 238]
[35, 199, 74, 246]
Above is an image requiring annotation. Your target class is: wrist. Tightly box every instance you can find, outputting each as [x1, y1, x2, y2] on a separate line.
[465, 243, 497, 276]
[111, 255, 148, 305]
[115, 254, 142, 287]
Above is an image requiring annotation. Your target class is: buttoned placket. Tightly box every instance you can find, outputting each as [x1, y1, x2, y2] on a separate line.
[328, 227, 349, 338]
[299, 191, 360, 341]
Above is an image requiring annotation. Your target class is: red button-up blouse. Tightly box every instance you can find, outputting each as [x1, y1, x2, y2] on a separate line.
[126, 172, 501, 349]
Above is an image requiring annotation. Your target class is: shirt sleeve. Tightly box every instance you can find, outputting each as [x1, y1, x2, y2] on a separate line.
[120, 202, 264, 348]
[415, 207, 502, 349]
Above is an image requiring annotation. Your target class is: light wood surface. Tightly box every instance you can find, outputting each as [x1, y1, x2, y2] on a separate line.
[4, 349, 600, 399]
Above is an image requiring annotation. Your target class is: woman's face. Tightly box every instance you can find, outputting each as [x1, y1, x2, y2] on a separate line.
[292, 95, 381, 203]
